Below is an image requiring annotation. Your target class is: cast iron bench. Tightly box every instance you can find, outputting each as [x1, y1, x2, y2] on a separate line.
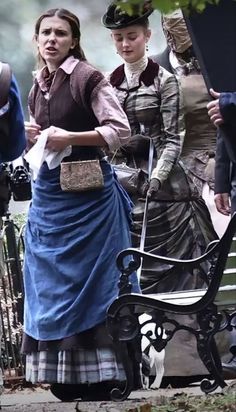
[107, 213, 236, 401]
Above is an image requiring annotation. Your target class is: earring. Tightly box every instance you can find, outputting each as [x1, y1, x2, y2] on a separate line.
[146, 44, 149, 52]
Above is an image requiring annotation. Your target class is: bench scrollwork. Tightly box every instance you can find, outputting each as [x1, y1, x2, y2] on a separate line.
[107, 213, 236, 400]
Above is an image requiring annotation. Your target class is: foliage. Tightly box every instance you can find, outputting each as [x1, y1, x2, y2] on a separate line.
[116, 0, 221, 14]
[0, 0, 122, 116]
[0, 213, 25, 350]
[11, 213, 27, 229]
[0, 0, 165, 115]
[125, 385, 236, 412]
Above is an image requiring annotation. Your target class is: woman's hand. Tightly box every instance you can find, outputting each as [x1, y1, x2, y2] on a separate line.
[24, 121, 41, 145]
[46, 126, 71, 151]
[214, 193, 231, 216]
[147, 178, 161, 199]
[207, 89, 224, 127]
[123, 134, 150, 156]
[138, 178, 160, 200]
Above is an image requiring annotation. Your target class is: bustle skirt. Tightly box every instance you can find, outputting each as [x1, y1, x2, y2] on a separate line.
[22, 159, 139, 384]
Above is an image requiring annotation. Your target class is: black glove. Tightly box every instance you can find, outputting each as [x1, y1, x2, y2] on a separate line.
[147, 178, 161, 199]
[123, 134, 150, 156]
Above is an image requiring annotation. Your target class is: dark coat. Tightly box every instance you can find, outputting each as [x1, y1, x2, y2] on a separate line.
[216, 93, 236, 213]
[151, 47, 173, 73]
[218, 92, 236, 163]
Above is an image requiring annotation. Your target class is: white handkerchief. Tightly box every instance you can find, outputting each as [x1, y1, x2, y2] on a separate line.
[24, 129, 72, 179]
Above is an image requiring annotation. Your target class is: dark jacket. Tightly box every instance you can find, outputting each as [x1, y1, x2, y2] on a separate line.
[218, 92, 236, 163]
[215, 92, 236, 213]
[151, 47, 173, 73]
[0, 74, 26, 164]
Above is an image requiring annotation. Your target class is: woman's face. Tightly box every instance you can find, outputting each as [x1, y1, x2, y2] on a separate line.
[111, 25, 151, 63]
[36, 15, 77, 71]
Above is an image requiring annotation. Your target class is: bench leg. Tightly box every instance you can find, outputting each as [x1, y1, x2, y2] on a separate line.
[197, 308, 227, 393]
[110, 340, 134, 401]
[107, 312, 142, 401]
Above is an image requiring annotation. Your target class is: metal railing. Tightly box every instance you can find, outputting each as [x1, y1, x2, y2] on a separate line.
[1, 213, 25, 383]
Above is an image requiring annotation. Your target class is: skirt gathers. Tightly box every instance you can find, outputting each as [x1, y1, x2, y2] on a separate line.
[131, 197, 217, 293]
[22, 159, 140, 384]
[131, 195, 218, 377]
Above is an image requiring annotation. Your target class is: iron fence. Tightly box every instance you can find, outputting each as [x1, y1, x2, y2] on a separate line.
[1, 213, 25, 383]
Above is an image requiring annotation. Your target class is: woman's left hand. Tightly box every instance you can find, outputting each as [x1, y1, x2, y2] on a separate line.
[207, 89, 224, 126]
[147, 178, 161, 199]
[46, 126, 71, 151]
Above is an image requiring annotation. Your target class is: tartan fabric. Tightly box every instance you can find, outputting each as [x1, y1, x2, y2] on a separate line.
[112, 64, 185, 185]
[110, 57, 219, 378]
[111, 60, 217, 291]
[25, 348, 125, 384]
[131, 197, 217, 293]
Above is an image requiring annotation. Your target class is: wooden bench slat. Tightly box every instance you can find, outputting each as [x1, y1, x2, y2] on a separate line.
[145, 285, 236, 308]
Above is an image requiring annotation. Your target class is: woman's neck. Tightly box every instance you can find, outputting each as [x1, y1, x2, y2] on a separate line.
[46, 54, 71, 73]
[124, 55, 148, 88]
[124, 55, 148, 71]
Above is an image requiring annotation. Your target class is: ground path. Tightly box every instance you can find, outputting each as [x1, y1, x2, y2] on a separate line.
[2, 382, 234, 412]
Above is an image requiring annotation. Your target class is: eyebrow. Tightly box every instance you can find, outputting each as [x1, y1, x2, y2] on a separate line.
[40, 26, 68, 31]
[114, 31, 137, 36]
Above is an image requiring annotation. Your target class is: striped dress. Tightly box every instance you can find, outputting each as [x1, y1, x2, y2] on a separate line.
[109, 56, 218, 377]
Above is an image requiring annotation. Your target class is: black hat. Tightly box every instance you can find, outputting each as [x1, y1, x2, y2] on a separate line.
[102, 1, 153, 29]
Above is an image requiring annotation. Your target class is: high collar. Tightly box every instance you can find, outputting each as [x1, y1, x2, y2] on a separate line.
[110, 57, 159, 88]
[124, 55, 148, 88]
[124, 55, 148, 75]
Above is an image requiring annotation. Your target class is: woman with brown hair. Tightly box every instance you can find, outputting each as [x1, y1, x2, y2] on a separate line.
[22, 8, 139, 401]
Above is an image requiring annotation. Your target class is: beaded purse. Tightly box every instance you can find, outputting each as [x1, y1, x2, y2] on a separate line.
[60, 160, 104, 192]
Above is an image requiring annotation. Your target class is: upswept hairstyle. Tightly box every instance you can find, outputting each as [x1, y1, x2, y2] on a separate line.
[34, 8, 86, 68]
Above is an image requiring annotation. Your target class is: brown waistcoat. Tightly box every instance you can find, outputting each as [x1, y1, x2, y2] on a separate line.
[28, 61, 107, 160]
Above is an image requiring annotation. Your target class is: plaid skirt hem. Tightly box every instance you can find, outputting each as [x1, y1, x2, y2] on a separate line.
[26, 348, 126, 384]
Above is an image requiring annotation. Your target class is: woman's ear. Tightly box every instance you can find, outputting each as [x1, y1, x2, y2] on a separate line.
[70, 38, 78, 50]
[146, 28, 151, 42]
[110, 32, 119, 53]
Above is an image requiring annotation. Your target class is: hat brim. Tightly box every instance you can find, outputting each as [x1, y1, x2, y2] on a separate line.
[102, 8, 153, 29]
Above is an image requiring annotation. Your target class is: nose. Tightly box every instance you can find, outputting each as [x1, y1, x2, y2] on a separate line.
[48, 31, 56, 42]
[122, 38, 130, 48]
